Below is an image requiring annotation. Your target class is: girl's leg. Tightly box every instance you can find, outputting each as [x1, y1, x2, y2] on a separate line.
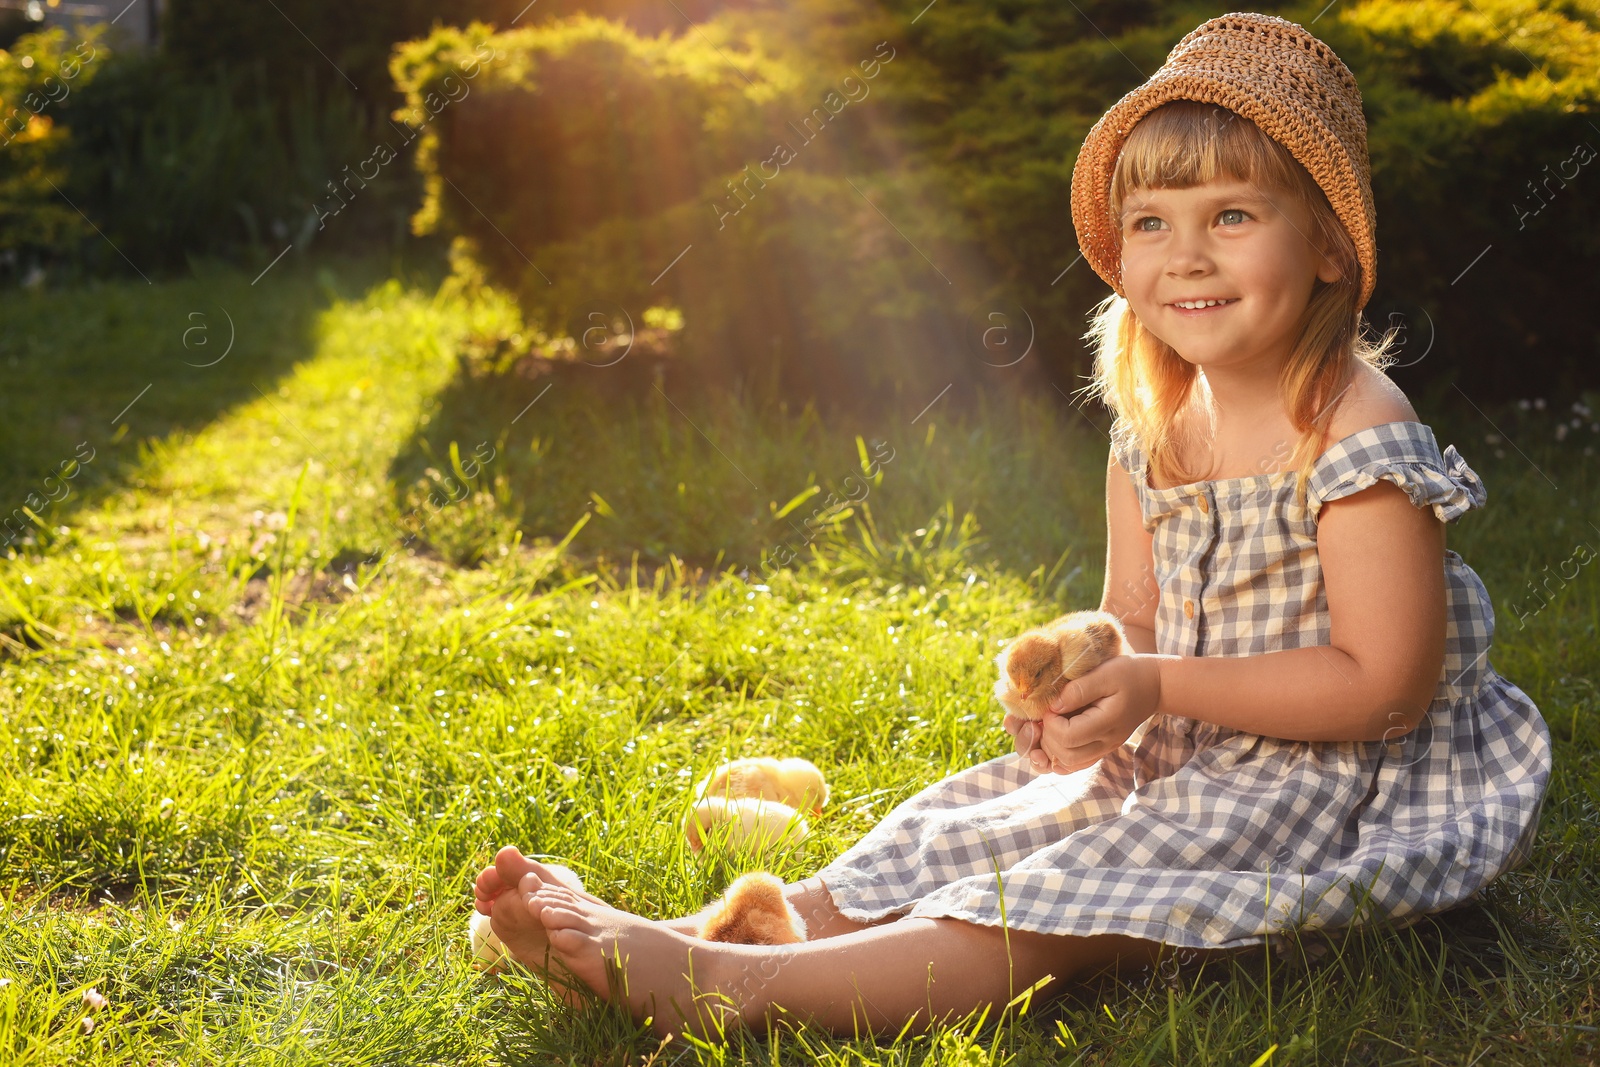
[667, 874, 896, 940]
[478, 847, 890, 940]
[522, 882, 1173, 1041]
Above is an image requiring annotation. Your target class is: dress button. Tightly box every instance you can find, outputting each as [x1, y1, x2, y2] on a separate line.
[1197, 495, 1208, 514]
[1184, 599, 1195, 619]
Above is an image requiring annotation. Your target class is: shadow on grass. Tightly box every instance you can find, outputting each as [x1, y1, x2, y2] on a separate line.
[386, 324, 1106, 587]
[0, 251, 443, 544]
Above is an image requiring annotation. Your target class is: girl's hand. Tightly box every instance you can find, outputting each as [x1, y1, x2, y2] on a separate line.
[998, 675, 1050, 771]
[1001, 713, 1050, 772]
[1036, 655, 1162, 774]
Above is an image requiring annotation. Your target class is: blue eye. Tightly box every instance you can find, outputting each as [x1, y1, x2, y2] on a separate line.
[1219, 208, 1248, 225]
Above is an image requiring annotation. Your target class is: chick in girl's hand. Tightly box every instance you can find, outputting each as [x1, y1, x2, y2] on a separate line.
[697, 757, 828, 815]
[685, 795, 809, 853]
[698, 872, 808, 945]
[994, 609, 1128, 721]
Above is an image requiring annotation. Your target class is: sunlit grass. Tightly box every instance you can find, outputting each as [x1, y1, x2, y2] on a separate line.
[0, 261, 1593, 1064]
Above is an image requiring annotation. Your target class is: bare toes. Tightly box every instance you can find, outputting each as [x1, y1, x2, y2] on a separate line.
[533, 900, 599, 935]
[526, 884, 595, 911]
[494, 846, 546, 895]
[547, 926, 590, 956]
[476, 865, 507, 898]
[475, 867, 509, 914]
[490, 883, 552, 967]
[528, 861, 606, 902]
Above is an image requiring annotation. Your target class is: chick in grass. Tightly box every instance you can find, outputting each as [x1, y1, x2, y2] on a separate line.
[469, 758, 826, 972]
[696, 756, 828, 815]
[686, 758, 828, 946]
[468, 911, 508, 974]
[697, 872, 808, 945]
[684, 795, 810, 853]
[994, 609, 1129, 721]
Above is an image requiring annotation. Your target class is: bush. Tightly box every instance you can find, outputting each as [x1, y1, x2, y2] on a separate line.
[53, 52, 418, 275]
[0, 26, 108, 276]
[1323, 0, 1600, 396]
[393, 0, 1600, 405]
[391, 9, 1020, 401]
[158, 0, 770, 109]
[1, 30, 430, 279]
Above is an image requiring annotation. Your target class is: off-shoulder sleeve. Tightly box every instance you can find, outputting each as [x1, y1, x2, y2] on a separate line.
[1108, 417, 1144, 481]
[1308, 442, 1486, 524]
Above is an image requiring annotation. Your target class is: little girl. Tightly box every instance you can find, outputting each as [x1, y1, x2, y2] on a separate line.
[473, 11, 1553, 1041]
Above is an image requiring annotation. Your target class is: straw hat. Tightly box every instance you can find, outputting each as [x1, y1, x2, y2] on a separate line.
[1069, 11, 1377, 310]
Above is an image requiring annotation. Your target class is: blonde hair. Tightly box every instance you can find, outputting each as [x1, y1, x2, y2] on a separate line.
[1075, 100, 1398, 506]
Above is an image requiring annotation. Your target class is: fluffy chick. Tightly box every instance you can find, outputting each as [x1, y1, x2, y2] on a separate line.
[467, 911, 509, 974]
[685, 795, 808, 853]
[993, 609, 1128, 721]
[697, 756, 828, 815]
[697, 872, 809, 945]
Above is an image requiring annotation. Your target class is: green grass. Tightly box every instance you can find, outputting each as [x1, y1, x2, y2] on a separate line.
[0, 259, 1595, 1064]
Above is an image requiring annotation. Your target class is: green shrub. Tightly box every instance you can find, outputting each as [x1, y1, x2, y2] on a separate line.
[388, 11, 998, 400]
[54, 51, 416, 274]
[393, 0, 1600, 405]
[1324, 0, 1600, 395]
[0, 26, 108, 273]
[159, 0, 530, 111]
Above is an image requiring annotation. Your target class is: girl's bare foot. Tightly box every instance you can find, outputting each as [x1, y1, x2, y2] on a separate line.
[486, 873, 593, 1007]
[533, 886, 749, 1041]
[474, 845, 606, 915]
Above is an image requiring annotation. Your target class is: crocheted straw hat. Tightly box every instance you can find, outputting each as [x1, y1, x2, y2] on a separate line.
[1070, 11, 1377, 310]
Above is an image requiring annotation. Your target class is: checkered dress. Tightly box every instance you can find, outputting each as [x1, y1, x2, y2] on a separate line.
[815, 420, 1553, 951]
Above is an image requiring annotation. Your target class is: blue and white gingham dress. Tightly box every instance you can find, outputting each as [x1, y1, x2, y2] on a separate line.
[815, 420, 1553, 951]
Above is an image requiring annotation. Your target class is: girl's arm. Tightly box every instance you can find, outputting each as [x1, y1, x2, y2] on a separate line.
[1006, 451, 1160, 770]
[1150, 478, 1448, 743]
[1100, 451, 1161, 656]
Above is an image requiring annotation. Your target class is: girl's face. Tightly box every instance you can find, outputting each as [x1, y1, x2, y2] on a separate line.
[1118, 177, 1341, 379]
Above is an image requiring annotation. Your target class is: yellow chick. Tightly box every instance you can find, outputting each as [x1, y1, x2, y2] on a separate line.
[993, 609, 1128, 721]
[697, 756, 829, 815]
[467, 911, 509, 974]
[697, 872, 808, 945]
[685, 795, 809, 853]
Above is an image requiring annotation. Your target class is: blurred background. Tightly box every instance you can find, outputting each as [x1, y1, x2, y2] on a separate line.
[0, 0, 1596, 600]
[2, 0, 1595, 409]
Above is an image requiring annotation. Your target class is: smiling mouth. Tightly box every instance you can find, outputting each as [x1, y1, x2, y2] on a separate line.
[1171, 300, 1241, 316]
[1169, 298, 1240, 313]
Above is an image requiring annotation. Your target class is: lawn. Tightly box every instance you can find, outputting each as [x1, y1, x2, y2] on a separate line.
[0, 259, 1595, 1065]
